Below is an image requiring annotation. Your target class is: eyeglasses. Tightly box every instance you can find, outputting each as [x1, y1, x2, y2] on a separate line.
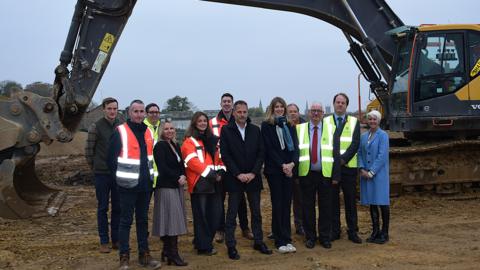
[310, 109, 323, 113]
[148, 111, 160, 115]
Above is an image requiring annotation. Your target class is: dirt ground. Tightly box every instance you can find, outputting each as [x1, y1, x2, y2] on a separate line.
[1, 135, 479, 270]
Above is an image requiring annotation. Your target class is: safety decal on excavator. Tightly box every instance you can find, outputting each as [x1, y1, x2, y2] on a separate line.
[99, 33, 115, 53]
[92, 51, 108, 73]
[471, 59, 480, 78]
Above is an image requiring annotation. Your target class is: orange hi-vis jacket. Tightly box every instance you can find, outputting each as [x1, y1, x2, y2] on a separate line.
[209, 116, 229, 137]
[115, 123, 155, 188]
[181, 136, 225, 193]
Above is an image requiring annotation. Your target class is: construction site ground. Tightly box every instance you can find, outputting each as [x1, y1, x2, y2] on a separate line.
[0, 133, 479, 270]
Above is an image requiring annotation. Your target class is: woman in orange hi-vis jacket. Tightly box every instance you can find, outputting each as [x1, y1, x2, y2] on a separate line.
[181, 111, 225, 256]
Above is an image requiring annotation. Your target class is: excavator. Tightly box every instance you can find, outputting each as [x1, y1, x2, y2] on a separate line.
[0, 0, 479, 218]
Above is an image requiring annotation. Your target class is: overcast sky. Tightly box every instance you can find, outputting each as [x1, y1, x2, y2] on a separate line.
[0, 0, 476, 112]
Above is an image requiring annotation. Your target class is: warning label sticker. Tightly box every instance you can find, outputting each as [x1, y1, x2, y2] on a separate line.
[92, 51, 108, 73]
[99, 33, 115, 53]
[471, 59, 480, 78]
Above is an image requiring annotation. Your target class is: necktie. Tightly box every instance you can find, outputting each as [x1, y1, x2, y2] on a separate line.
[311, 126, 318, 164]
[337, 117, 344, 130]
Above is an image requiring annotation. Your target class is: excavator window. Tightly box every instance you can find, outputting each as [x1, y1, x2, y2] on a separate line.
[414, 33, 466, 101]
[390, 37, 413, 113]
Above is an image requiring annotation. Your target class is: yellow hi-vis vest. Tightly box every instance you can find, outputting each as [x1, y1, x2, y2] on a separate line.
[143, 118, 160, 187]
[321, 115, 358, 178]
[296, 122, 311, 177]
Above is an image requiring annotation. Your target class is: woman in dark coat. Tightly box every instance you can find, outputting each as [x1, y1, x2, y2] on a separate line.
[261, 97, 299, 253]
[152, 121, 188, 266]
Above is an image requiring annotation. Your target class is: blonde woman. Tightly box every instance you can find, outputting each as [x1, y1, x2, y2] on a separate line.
[261, 97, 299, 253]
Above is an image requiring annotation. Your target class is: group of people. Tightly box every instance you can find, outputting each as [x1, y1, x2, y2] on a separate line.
[85, 92, 391, 270]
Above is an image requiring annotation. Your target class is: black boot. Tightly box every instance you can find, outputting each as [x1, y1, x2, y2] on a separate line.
[375, 205, 390, 244]
[167, 236, 188, 266]
[366, 205, 380, 243]
[160, 236, 168, 262]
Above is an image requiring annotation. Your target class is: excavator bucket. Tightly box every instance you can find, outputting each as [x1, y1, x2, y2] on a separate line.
[0, 157, 66, 219]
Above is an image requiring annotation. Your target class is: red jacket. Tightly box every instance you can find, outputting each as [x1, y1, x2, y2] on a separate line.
[181, 136, 224, 193]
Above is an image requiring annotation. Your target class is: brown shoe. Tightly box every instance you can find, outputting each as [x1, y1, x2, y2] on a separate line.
[99, 244, 111, 253]
[138, 251, 162, 269]
[112, 242, 119, 250]
[119, 254, 130, 270]
[215, 231, 225, 243]
[242, 229, 254, 240]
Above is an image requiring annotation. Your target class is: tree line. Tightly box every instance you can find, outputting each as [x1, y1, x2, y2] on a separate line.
[1, 80, 265, 116]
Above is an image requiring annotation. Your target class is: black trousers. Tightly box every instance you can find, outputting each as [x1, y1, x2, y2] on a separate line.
[225, 190, 263, 248]
[292, 178, 304, 230]
[266, 174, 293, 248]
[331, 170, 359, 236]
[218, 188, 249, 232]
[191, 192, 222, 251]
[300, 171, 332, 242]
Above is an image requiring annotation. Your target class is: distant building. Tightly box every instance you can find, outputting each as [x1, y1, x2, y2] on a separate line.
[325, 105, 332, 114]
[203, 110, 219, 119]
[161, 111, 194, 131]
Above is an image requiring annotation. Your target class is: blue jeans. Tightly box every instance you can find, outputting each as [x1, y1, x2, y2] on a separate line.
[95, 173, 120, 245]
[118, 190, 151, 255]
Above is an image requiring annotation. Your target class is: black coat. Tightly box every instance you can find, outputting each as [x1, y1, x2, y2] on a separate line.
[153, 140, 185, 189]
[220, 119, 264, 192]
[261, 120, 299, 176]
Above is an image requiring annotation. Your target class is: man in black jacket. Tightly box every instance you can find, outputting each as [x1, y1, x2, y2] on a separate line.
[108, 100, 161, 270]
[330, 93, 362, 244]
[220, 100, 272, 260]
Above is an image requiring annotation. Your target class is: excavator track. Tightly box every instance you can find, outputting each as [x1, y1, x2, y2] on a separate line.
[390, 140, 480, 196]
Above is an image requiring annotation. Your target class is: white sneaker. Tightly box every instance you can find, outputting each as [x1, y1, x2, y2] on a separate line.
[278, 246, 289, 254]
[286, 243, 296, 253]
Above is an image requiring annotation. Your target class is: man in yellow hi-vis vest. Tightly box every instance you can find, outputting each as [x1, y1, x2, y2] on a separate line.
[144, 103, 161, 187]
[326, 93, 362, 244]
[296, 102, 334, 249]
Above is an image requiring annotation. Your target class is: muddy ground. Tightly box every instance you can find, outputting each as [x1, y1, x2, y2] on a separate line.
[1, 136, 479, 269]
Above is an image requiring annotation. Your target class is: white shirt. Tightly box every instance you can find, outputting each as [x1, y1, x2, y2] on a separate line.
[236, 122, 246, 141]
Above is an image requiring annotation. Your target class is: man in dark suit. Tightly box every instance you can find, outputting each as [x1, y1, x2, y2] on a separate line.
[220, 100, 272, 260]
[330, 93, 362, 244]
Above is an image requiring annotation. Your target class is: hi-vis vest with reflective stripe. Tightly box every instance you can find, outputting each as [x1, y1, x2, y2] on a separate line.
[209, 116, 228, 137]
[296, 123, 311, 177]
[211, 117, 221, 137]
[116, 123, 154, 188]
[182, 136, 226, 193]
[143, 119, 160, 187]
[321, 115, 358, 178]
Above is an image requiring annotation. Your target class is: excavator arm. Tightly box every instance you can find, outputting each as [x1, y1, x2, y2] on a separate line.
[0, 0, 137, 218]
[204, 0, 403, 79]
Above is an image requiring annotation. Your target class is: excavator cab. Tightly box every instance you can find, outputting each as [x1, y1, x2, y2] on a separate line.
[388, 25, 480, 139]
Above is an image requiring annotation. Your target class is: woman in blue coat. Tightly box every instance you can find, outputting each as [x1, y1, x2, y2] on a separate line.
[358, 110, 390, 244]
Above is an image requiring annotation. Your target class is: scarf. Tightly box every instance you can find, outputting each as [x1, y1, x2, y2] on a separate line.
[275, 116, 294, 151]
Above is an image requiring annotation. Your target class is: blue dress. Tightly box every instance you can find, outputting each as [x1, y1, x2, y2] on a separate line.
[358, 128, 390, 205]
